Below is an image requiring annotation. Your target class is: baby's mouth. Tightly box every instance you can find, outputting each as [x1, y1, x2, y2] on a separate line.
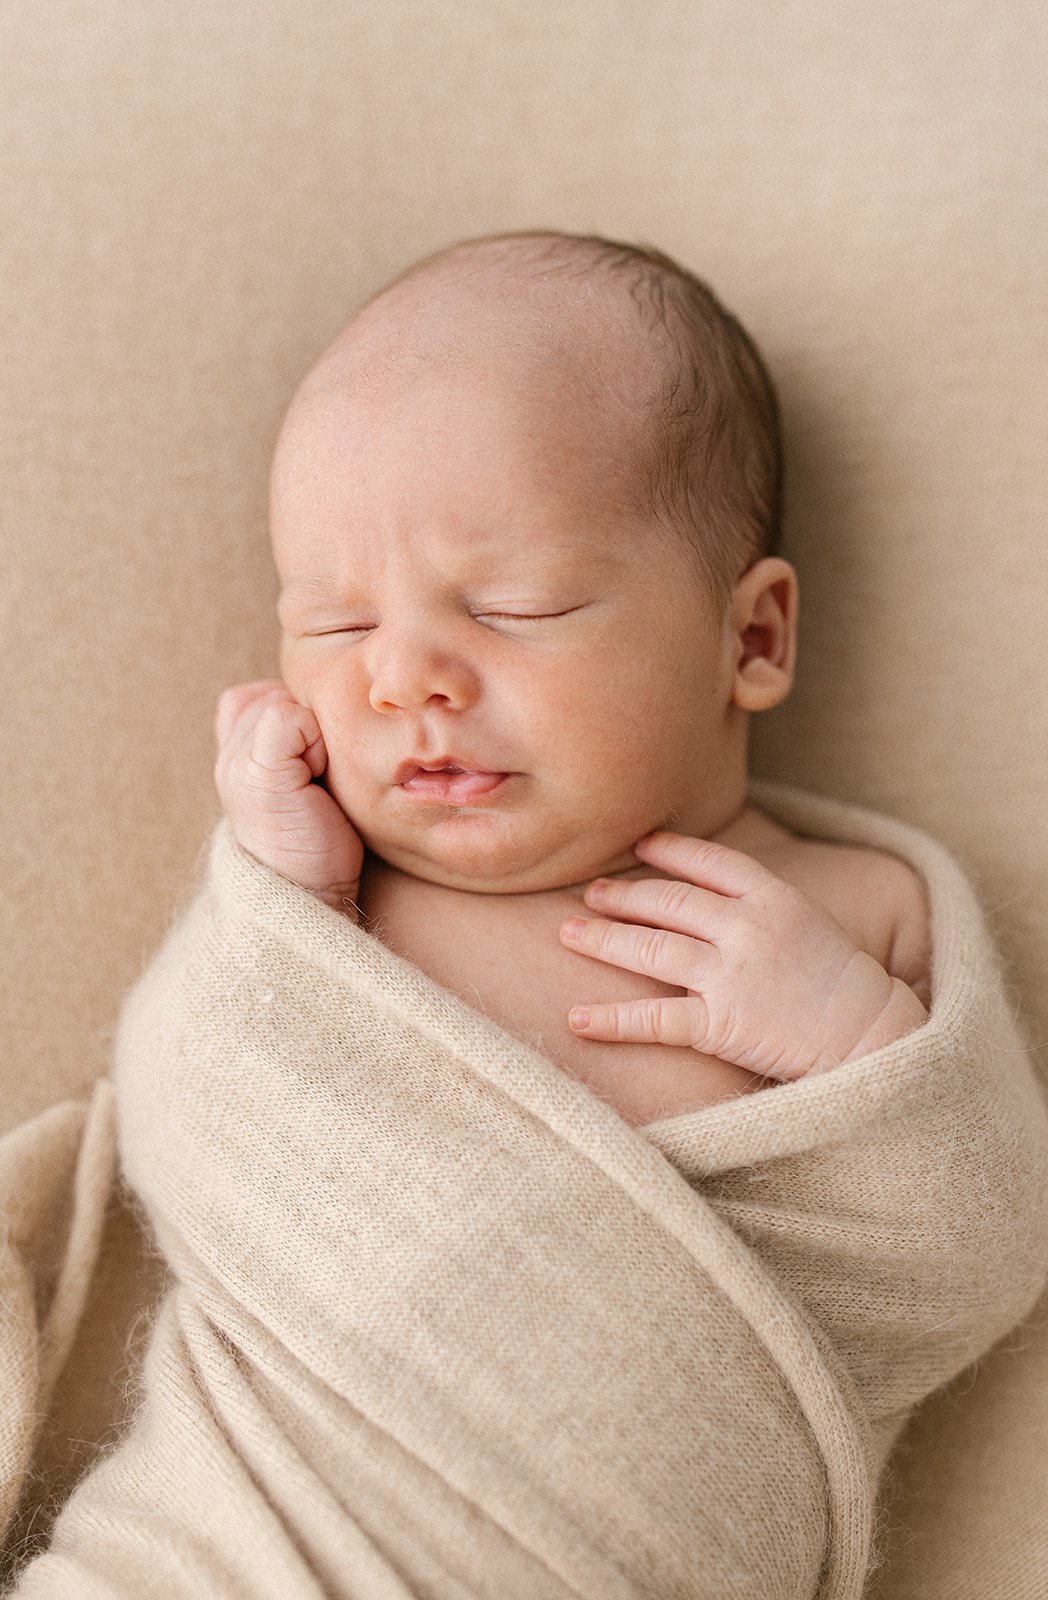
[394, 760, 511, 804]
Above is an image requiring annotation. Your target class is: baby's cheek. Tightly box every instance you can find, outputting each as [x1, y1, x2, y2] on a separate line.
[277, 635, 301, 691]
[282, 654, 347, 733]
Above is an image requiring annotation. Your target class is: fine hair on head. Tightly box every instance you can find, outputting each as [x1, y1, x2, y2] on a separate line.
[363, 227, 784, 613]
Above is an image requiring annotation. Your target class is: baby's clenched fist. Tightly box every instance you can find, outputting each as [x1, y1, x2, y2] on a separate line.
[213, 681, 364, 917]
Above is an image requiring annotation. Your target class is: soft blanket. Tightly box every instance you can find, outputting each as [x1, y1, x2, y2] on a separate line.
[4, 782, 1048, 1599]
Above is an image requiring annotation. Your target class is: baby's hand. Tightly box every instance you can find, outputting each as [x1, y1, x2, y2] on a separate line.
[214, 681, 364, 916]
[559, 831, 929, 1081]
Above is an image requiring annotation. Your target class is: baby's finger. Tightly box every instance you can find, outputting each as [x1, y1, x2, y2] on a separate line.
[214, 681, 286, 746]
[250, 699, 325, 778]
[582, 874, 732, 942]
[568, 995, 707, 1049]
[560, 915, 716, 989]
[633, 831, 777, 897]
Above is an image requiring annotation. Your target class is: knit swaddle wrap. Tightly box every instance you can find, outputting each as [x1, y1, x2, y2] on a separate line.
[10, 783, 1048, 1599]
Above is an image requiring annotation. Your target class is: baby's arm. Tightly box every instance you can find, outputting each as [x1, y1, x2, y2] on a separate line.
[213, 681, 364, 917]
[559, 831, 928, 1082]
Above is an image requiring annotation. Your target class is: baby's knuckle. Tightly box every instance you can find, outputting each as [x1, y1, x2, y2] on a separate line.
[244, 757, 296, 795]
[658, 880, 693, 920]
[640, 998, 664, 1037]
[598, 1007, 623, 1039]
[607, 1003, 632, 1040]
[685, 994, 712, 1050]
[638, 928, 668, 969]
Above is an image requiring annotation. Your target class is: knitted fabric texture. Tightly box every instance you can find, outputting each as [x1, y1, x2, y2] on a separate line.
[4, 782, 1048, 1598]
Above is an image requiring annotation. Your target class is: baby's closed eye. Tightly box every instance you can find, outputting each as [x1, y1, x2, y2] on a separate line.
[474, 605, 587, 624]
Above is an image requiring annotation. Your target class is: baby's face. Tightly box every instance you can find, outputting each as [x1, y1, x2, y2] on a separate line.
[272, 336, 745, 894]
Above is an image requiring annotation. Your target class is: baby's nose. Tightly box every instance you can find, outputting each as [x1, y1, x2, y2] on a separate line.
[365, 630, 479, 714]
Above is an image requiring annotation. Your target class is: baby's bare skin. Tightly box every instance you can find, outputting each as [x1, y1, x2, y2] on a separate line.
[214, 238, 932, 1125]
[356, 813, 930, 1127]
[215, 681, 931, 1128]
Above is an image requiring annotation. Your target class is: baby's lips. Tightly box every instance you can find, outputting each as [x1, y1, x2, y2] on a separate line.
[393, 754, 507, 785]
[401, 769, 508, 801]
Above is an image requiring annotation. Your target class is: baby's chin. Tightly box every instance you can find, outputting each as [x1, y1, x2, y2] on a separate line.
[359, 817, 637, 896]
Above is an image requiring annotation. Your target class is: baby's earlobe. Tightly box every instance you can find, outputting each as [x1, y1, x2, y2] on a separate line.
[733, 656, 791, 712]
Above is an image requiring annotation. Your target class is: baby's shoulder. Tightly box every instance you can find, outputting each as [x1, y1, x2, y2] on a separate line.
[763, 830, 932, 1007]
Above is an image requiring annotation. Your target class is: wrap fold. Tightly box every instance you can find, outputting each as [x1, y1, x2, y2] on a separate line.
[5, 782, 1048, 1598]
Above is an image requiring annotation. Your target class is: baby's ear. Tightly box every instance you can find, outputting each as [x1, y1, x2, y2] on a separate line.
[729, 557, 798, 712]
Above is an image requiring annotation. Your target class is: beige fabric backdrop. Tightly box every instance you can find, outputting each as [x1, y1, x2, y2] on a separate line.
[2, 0, 1046, 1592]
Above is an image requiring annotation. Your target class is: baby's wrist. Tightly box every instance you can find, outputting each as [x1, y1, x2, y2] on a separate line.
[840, 977, 929, 1065]
[228, 829, 362, 922]
[313, 882, 362, 922]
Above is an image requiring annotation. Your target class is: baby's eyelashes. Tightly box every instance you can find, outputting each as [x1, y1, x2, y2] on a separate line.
[306, 625, 374, 637]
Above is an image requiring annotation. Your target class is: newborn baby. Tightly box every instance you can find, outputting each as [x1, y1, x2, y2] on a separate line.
[11, 232, 1046, 1600]
[215, 228, 931, 1129]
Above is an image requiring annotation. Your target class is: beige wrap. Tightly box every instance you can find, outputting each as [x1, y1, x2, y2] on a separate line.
[4, 782, 1048, 1598]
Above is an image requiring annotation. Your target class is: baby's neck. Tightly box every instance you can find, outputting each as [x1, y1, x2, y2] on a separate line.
[705, 801, 794, 862]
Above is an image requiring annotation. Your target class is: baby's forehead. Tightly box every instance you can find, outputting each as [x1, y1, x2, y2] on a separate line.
[305, 248, 669, 416]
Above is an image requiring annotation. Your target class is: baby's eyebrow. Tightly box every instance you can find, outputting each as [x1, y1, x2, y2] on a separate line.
[279, 577, 340, 599]
[278, 553, 595, 598]
[278, 550, 605, 616]
[418, 538, 601, 588]
[276, 579, 343, 623]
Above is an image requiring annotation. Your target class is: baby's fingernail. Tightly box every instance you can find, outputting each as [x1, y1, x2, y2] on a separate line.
[569, 1008, 591, 1030]
[585, 879, 608, 900]
[562, 917, 587, 938]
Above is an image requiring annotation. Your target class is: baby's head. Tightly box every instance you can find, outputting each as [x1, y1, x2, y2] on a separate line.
[271, 230, 797, 893]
